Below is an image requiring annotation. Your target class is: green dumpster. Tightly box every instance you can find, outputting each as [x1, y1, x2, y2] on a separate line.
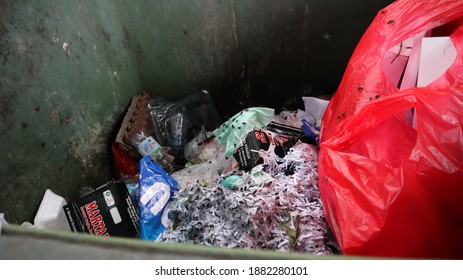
[0, 0, 392, 259]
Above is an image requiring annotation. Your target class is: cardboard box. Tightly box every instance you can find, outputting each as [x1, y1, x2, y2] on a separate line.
[115, 91, 155, 156]
[63, 181, 139, 238]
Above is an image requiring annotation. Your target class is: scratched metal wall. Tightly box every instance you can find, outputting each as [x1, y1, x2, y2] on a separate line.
[0, 0, 392, 223]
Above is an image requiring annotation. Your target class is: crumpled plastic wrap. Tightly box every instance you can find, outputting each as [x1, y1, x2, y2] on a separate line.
[273, 111, 302, 129]
[171, 160, 221, 190]
[162, 141, 332, 254]
[213, 107, 274, 158]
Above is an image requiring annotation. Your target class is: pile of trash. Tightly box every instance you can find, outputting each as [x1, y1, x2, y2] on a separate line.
[164, 141, 329, 254]
[16, 90, 337, 255]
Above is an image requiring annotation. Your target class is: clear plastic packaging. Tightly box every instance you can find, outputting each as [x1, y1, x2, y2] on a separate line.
[166, 112, 189, 157]
[149, 90, 221, 158]
[130, 128, 174, 173]
[183, 126, 214, 162]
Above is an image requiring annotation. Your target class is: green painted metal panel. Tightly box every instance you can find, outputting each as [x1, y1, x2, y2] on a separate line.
[1, 224, 359, 259]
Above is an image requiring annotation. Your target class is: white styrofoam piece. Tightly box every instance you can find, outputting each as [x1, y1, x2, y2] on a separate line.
[34, 189, 71, 231]
[417, 37, 457, 87]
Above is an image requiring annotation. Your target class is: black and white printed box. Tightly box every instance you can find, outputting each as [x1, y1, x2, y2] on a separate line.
[63, 181, 139, 238]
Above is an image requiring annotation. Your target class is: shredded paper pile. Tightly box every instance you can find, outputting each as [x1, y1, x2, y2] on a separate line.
[162, 141, 333, 254]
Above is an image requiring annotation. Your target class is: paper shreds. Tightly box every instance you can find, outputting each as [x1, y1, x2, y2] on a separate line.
[162, 141, 332, 255]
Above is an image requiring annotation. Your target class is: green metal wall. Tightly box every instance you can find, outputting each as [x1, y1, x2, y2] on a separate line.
[1, 224, 351, 259]
[0, 0, 391, 224]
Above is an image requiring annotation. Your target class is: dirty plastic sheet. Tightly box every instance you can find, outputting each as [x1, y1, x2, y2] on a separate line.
[171, 160, 220, 189]
[162, 141, 331, 254]
[172, 140, 231, 189]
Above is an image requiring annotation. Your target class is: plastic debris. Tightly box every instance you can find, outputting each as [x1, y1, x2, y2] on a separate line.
[131, 128, 175, 173]
[183, 126, 214, 163]
[233, 128, 301, 171]
[273, 111, 302, 129]
[301, 119, 321, 144]
[149, 90, 222, 152]
[21, 189, 71, 231]
[297, 97, 329, 128]
[173, 160, 221, 189]
[213, 107, 275, 157]
[139, 156, 179, 240]
[103, 92, 335, 254]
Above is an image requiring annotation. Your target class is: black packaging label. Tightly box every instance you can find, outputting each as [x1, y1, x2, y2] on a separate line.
[63, 181, 139, 238]
[233, 129, 299, 171]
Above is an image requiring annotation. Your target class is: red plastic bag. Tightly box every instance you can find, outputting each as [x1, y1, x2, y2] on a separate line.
[319, 0, 463, 258]
[112, 142, 139, 179]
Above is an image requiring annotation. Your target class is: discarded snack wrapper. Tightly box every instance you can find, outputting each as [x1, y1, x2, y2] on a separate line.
[233, 127, 301, 171]
[63, 181, 140, 238]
